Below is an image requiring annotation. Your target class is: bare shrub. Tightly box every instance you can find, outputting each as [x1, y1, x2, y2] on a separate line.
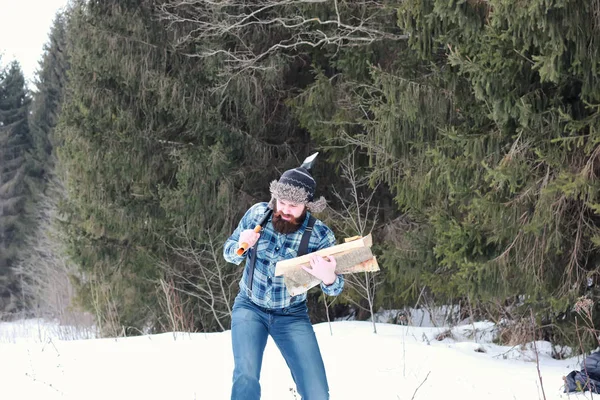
[158, 227, 239, 332]
[328, 153, 383, 333]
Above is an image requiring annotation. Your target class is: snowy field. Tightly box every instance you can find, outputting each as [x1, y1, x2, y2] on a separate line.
[0, 316, 590, 400]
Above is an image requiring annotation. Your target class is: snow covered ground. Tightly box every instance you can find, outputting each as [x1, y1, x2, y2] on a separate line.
[0, 317, 589, 399]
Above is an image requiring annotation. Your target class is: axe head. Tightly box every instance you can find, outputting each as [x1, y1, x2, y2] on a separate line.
[300, 152, 318, 171]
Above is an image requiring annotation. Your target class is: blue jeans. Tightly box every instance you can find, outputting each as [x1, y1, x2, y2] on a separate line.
[230, 292, 329, 400]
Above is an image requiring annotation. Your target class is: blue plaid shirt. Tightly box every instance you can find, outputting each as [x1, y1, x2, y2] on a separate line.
[224, 202, 344, 309]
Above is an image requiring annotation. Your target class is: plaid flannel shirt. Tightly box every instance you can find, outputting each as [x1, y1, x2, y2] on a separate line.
[224, 202, 344, 309]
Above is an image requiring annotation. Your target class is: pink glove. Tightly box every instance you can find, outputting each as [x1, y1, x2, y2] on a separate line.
[302, 255, 337, 285]
[238, 229, 260, 250]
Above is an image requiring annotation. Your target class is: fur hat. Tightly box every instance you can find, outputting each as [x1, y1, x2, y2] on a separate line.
[268, 167, 327, 213]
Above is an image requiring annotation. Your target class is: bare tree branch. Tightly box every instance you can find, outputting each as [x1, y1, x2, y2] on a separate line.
[157, 226, 239, 332]
[157, 0, 408, 70]
[329, 151, 383, 333]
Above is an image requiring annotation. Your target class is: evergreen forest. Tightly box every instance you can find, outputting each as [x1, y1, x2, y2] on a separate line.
[1, 0, 599, 351]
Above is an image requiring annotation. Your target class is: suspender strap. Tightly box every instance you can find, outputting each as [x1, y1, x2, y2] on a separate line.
[298, 215, 316, 257]
[247, 209, 272, 292]
[247, 246, 258, 292]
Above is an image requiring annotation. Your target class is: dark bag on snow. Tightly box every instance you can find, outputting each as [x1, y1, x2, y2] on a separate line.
[564, 351, 600, 393]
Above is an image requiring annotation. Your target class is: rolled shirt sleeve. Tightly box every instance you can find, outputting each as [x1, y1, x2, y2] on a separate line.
[321, 275, 344, 296]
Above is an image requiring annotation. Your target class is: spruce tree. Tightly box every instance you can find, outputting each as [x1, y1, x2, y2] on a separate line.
[293, 0, 600, 346]
[59, 0, 254, 333]
[13, 10, 75, 319]
[30, 12, 69, 171]
[0, 61, 34, 314]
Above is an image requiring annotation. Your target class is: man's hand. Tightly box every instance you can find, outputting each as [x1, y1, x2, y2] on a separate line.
[238, 229, 260, 251]
[302, 255, 337, 285]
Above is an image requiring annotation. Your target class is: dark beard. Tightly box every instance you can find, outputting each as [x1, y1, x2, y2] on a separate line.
[272, 208, 306, 234]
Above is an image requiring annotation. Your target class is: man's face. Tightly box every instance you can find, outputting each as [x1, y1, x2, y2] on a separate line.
[272, 199, 306, 234]
[276, 199, 305, 220]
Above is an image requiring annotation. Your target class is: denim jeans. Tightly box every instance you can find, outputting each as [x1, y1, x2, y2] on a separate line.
[230, 292, 329, 400]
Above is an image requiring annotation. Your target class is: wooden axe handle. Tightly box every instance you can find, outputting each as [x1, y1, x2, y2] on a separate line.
[236, 225, 263, 256]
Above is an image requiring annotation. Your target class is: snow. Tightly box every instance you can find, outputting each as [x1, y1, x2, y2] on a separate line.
[0, 316, 588, 399]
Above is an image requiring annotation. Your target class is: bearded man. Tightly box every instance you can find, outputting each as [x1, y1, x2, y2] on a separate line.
[223, 166, 344, 400]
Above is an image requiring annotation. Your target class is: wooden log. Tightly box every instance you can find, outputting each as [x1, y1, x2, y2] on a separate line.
[274, 234, 373, 276]
[282, 255, 380, 296]
[275, 234, 380, 296]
